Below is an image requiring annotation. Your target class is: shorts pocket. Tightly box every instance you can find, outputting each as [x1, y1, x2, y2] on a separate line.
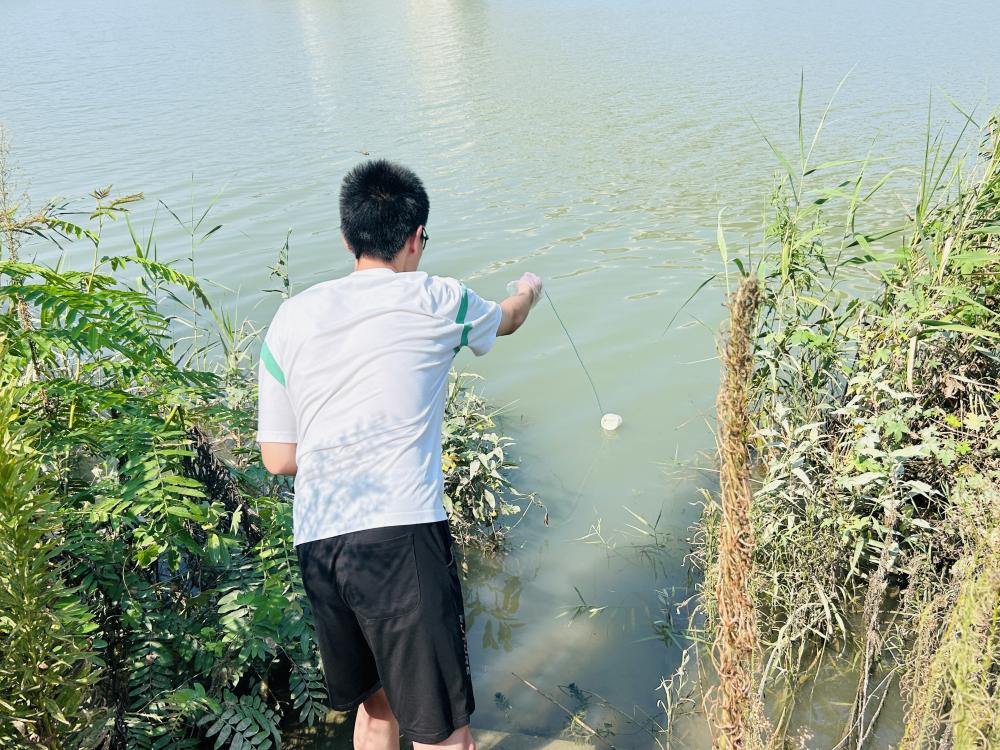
[342, 533, 421, 620]
[432, 521, 457, 569]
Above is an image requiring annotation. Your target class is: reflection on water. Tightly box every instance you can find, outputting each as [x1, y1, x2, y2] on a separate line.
[462, 552, 532, 655]
[5, 0, 1000, 746]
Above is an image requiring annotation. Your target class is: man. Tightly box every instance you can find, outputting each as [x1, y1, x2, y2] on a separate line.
[256, 159, 541, 750]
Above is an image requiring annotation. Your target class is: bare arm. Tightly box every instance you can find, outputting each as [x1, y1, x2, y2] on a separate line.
[498, 291, 533, 336]
[497, 272, 542, 337]
[260, 442, 298, 476]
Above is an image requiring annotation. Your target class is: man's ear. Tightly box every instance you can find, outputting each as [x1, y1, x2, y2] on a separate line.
[342, 233, 353, 255]
[409, 225, 424, 257]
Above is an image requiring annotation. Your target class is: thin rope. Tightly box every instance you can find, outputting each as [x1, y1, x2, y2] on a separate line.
[544, 289, 604, 416]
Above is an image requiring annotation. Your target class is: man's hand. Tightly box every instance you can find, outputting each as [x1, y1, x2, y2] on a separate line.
[498, 272, 542, 336]
[515, 272, 543, 306]
[260, 442, 298, 475]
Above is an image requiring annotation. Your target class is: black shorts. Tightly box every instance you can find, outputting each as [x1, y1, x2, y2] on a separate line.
[296, 520, 474, 744]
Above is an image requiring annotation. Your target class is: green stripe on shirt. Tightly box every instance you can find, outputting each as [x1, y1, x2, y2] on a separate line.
[453, 284, 472, 354]
[261, 341, 286, 386]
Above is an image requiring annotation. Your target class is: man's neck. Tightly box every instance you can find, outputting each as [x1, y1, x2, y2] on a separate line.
[354, 257, 402, 273]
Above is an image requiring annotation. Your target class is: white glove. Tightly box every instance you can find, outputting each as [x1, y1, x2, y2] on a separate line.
[506, 272, 543, 308]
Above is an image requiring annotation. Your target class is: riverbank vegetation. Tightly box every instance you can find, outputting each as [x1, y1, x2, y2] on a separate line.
[0, 132, 527, 749]
[696, 106, 1000, 748]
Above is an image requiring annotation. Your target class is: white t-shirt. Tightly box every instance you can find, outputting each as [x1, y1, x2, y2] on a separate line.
[256, 268, 502, 546]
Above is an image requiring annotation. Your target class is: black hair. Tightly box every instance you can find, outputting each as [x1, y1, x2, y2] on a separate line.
[338, 159, 429, 262]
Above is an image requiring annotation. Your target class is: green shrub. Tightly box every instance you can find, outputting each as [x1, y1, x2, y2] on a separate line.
[0, 367, 100, 748]
[442, 373, 531, 554]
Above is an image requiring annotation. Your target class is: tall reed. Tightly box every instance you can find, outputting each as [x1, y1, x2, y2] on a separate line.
[898, 476, 1000, 749]
[694, 91, 1000, 748]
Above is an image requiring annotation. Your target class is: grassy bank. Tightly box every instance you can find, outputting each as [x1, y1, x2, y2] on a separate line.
[0, 134, 527, 748]
[696, 106, 1000, 747]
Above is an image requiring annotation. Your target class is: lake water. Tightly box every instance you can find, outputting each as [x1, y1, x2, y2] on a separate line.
[5, 0, 1000, 746]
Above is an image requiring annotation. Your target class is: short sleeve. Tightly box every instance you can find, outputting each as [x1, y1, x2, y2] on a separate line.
[256, 318, 298, 443]
[458, 286, 502, 356]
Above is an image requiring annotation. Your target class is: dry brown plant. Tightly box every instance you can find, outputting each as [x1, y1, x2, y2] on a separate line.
[0, 127, 34, 334]
[841, 493, 900, 749]
[712, 276, 767, 750]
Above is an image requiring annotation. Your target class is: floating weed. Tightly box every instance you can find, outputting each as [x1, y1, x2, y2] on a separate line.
[577, 508, 674, 577]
